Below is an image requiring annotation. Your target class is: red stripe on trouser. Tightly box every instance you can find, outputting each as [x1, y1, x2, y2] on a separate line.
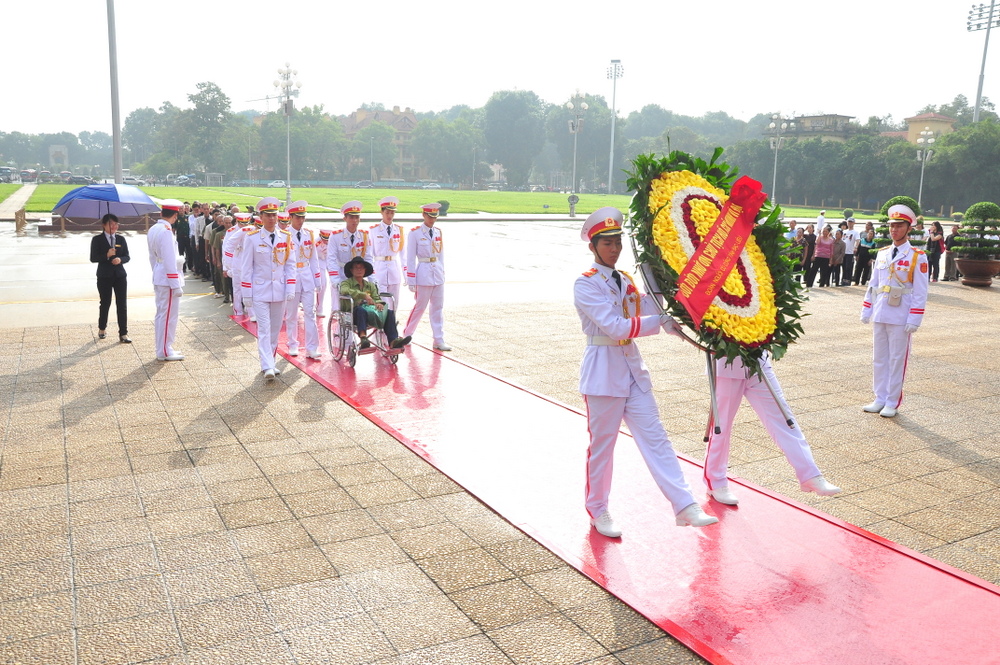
[162, 291, 172, 357]
[583, 396, 595, 518]
[893, 337, 912, 409]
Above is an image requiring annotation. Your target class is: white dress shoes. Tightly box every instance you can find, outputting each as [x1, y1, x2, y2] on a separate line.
[879, 406, 898, 418]
[590, 510, 622, 538]
[862, 401, 885, 413]
[288, 346, 299, 357]
[675, 503, 719, 527]
[264, 369, 276, 381]
[709, 487, 739, 505]
[306, 351, 322, 360]
[801, 475, 841, 496]
[433, 343, 453, 352]
[273, 367, 281, 376]
[157, 354, 184, 361]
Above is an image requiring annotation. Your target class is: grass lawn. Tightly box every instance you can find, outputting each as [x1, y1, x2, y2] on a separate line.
[26, 184, 631, 216]
[0, 184, 24, 207]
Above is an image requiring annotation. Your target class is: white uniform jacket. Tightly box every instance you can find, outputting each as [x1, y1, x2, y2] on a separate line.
[221, 226, 248, 275]
[326, 228, 371, 283]
[148, 219, 184, 289]
[575, 264, 663, 398]
[288, 227, 322, 291]
[239, 228, 295, 303]
[369, 222, 405, 286]
[862, 241, 929, 327]
[405, 224, 445, 287]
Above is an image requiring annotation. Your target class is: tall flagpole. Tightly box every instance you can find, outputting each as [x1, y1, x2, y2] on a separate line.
[106, 0, 123, 184]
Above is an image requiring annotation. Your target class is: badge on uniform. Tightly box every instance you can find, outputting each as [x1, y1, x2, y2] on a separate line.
[919, 263, 928, 273]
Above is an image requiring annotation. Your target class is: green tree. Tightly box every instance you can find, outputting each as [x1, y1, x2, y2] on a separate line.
[484, 90, 547, 187]
[411, 117, 484, 184]
[122, 108, 159, 164]
[186, 82, 232, 171]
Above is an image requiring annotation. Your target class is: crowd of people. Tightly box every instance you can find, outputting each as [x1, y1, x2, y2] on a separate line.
[135, 196, 450, 377]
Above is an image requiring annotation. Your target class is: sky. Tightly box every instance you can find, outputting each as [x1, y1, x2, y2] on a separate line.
[9, 0, 997, 136]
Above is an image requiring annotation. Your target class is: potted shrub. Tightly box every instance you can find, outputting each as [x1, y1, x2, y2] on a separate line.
[872, 195, 922, 250]
[954, 201, 1000, 286]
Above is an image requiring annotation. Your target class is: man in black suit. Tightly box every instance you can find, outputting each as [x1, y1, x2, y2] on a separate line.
[89, 213, 131, 343]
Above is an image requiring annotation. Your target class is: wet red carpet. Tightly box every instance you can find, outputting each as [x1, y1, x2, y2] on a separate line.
[238, 316, 1000, 665]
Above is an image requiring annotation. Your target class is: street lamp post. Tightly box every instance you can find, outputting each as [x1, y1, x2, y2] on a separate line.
[274, 63, 301, 208]
[968, 1, 1000, 123]
[606, 60, 623, 194]
[566, 94, 588, 194]
[369, 137, 375, 183]
[917, 127, 936, 209]
[768, 114, 795, 204]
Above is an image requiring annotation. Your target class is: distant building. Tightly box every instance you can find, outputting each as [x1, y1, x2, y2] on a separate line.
[903, 112, 957, 144]
[340, 106, 426, 181]
[765, 114, 858, 143]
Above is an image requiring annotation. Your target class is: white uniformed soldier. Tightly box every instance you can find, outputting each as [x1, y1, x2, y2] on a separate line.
[223, 212, 252, 317]
[315, 229, 331, 318]
[704, 354, 841, 505]
[326, 201, 371, 288]
[574, 206, 717, 537]
[861, 202, 929, 417]
[239, 197, 296, 380]
[148, 199, 185, 361]
[283, 200, 322, 359]
[369, 196, 405, 306]
[402, 203, 449, 351]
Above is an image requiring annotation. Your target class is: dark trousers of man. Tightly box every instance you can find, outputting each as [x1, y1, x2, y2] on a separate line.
[185, 236, 197, 272]
[177, 234, 188, 260]
[97, 275, 128, 336]
[353, 306, 399, 342]
[840, 254, 855, 285]
[853, 248, 872, 285]
[806, 257, 830, 287]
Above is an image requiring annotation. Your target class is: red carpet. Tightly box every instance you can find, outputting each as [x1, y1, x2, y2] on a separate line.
[238, 316, 1000, 665]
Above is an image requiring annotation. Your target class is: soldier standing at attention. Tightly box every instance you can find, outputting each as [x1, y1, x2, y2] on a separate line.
[574, 206, 717, 537]
[240, 197, 295, 380]
[403, 203, 449, 351]
[283, 200, 322, 359]
[370, 196, 405, 306]
[326, 201, 371, 289]
[148, 199, 185, 361]
[861, 202, 929, 418]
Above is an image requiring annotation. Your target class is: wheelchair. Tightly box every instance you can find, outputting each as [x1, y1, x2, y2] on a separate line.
[326, 291, 403, 367]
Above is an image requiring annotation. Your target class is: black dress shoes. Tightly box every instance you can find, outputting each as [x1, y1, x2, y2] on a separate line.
[119, 335, 132, 344]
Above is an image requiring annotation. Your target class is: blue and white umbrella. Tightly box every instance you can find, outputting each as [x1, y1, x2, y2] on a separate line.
[52, 183, 160, 221]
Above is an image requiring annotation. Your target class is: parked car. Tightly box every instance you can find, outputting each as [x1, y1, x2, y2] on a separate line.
[354, 180, 375, 189]
[68, 175, 95, 185]
[268, 180, 286, 188]
[228, 180, 251, 187]
[123, 176, 146, 186]
[421, 183, 441, 189]
[176, 175, 201, 187]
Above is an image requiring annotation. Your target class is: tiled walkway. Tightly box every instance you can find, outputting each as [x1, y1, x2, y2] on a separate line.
[2, 273, 999, 664]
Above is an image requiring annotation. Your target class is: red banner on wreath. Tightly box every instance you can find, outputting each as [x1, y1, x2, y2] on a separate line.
[675, 175, 768, 326]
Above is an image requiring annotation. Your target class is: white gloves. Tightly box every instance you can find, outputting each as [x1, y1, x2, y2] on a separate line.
[286, 292, 295, 302]
[173, 288, 184, 297]
[904, 324, 919, 334]
[408, 285, 416, 293]
[860, 315, 870, 324]
[659, 314, 685, 338]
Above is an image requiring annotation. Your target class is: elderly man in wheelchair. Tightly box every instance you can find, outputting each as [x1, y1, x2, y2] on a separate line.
[339, 256, 412, 352]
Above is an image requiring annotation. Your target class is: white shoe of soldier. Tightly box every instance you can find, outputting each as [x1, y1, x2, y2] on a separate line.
[307, 351, 322, 360]
[589, 510, 622, 538]
[801, 475, 841, 496]
[273, 367, 281, 376]
[709, 486, 739, 505]
[288, 346, 299, 357]
[264, 369, 275, 381]
[249, 315, 257, 322]
[879, 406, 898, 418]
[862, 401, 885, 413]
[433, 342, 452, 352]
[675, 503, 718, 527]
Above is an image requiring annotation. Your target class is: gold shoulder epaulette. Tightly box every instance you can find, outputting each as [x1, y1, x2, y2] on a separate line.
[582, 268, 598, 277]
[246, 229, 260, 236]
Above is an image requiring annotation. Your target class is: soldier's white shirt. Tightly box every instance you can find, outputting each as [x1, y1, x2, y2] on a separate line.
[326, 227, 371, 283]
[238, 228, 296, 303]
[369, 222, 405, 286]
[861, 241, 929, 327]
[405, 224, 445, 287]
[288, 226, 322, 292]
[148, 219, 184, 289]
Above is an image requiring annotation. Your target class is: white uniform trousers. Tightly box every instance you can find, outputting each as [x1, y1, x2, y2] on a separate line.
[583, 381, 695, 518]
[153, 285, 181, 359]
[315, 278, 328, 317]
[230, 273, 244, 316]
[380, 282, 401, 310]
[284, 284, 318, 354]
[253, 300, 286, 372]
[403, 284, 444, 344]
[872, 322, 911, 409]
[403, 284, 445, 344]
[704, 374, 821, 490]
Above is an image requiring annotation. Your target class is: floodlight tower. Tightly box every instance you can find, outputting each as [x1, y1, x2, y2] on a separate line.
[274, 64, 302, 207]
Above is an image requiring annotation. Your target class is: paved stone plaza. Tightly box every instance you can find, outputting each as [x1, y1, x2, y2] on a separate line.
[1, 219, 999, 664]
